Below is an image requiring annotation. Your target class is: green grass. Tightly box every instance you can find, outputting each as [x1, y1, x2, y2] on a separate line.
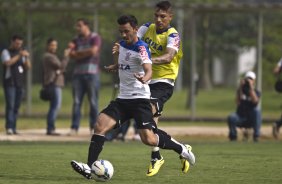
[0, 140, 281, 184]
[166, 88, 282, 118]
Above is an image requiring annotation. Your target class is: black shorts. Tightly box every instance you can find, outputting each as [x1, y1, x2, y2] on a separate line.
[149, 82, 174, 117]
[100, 98, 157, 131]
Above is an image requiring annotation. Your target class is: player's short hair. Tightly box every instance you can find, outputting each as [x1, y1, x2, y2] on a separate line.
[11, 34, 23, 41]
[117, 15, 138, 28]
[46, 37, 56, 45]
[77, 18, 90, 27]
[155, 1, 172, 12]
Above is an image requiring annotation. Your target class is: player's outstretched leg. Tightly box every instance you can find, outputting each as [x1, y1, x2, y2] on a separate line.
[70, 160, 92, 179]
[155, 129, 195, 173]
[146, 147, 164, 176]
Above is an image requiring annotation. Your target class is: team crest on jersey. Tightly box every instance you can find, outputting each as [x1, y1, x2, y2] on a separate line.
[125, 52, 131, 61]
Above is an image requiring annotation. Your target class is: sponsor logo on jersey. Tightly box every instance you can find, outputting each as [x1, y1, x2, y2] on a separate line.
[143, 37, 163, 51]
[119, 64, 130, 70]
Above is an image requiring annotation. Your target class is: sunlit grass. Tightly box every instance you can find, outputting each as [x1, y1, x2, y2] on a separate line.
[0, 141, 281, 184]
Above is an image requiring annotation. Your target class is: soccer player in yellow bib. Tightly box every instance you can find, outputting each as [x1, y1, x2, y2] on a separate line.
[137, 1, 195, 176]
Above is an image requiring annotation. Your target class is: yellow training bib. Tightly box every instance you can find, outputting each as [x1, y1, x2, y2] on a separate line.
[142, 23, 183, 80]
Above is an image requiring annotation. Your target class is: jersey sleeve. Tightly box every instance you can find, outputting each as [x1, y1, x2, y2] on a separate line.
[138, 45, 152, 65]
[167, 33, 181, 52]
[137, 22, 151, 38]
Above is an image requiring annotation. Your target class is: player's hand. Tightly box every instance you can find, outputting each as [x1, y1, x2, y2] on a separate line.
[134, 73, 146, 84]
[104, 65, 118, 72]
[112, 43, 120, 55]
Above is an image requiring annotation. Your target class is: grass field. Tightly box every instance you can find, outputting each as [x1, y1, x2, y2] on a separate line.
[1, 85, 282, 183]
[0, 140, 282, 184]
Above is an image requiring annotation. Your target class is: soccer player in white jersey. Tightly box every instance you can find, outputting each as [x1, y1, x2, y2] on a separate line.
[70, 14, 195, 180]
[137, 1, 194, 176]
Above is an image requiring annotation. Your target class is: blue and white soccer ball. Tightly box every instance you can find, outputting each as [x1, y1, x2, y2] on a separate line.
[91, 160, 114, 182]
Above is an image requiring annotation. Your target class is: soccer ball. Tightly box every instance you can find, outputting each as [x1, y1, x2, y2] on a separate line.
[91, 160, 114, 182]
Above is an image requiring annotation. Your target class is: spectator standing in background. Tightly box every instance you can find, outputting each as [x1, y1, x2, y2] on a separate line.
[1, 35, 31, 135]
[68, 18, 102, 135]
[42, 38, 70, 135]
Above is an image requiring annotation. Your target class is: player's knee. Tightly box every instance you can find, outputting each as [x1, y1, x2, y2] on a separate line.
[94, 114, 117, 135]
[140, 136, 158, 146]
[94, 121, 104, 134]
[94, 117, 108, 135]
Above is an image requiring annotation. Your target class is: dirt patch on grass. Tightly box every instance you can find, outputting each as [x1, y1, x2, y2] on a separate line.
[0, 125, 273, 142]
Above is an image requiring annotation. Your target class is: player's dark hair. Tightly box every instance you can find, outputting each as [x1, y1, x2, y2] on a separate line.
[77, 18, 90, 27]
[117, 15, 138, 28]
[46, 37, 56, 45]
[155, 1, 172, 12]
[11, 34, 23, 41]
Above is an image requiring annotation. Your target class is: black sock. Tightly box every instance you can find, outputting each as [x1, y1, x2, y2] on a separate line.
[87, 134, 105, 167]
[156, 129, 182, 155]
[151, 150, 161, 160]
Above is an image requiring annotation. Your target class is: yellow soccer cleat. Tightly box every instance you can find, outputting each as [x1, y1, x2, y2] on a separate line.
[180, 156, 190, 173]
[146, 157, 165, 176]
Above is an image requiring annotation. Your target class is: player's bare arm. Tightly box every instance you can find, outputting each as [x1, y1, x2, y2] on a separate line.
[134, 63, 152, 84]
[273, 64, 281, 75]
[104, 64, 118, 72]
[104, 43, 119, 72]
[151, 47, 176, 65]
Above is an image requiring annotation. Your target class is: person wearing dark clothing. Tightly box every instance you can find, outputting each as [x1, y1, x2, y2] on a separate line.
[1, 35, 31, 135]
[227, 71, 261, 142]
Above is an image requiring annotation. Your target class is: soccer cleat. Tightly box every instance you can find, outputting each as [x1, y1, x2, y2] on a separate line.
[181, 144, 196, 166]
[180, 156, 190, 173]
[272, 122, 280, 139]
[146, 157, 165, 176]
[70, 160, 92, 179]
